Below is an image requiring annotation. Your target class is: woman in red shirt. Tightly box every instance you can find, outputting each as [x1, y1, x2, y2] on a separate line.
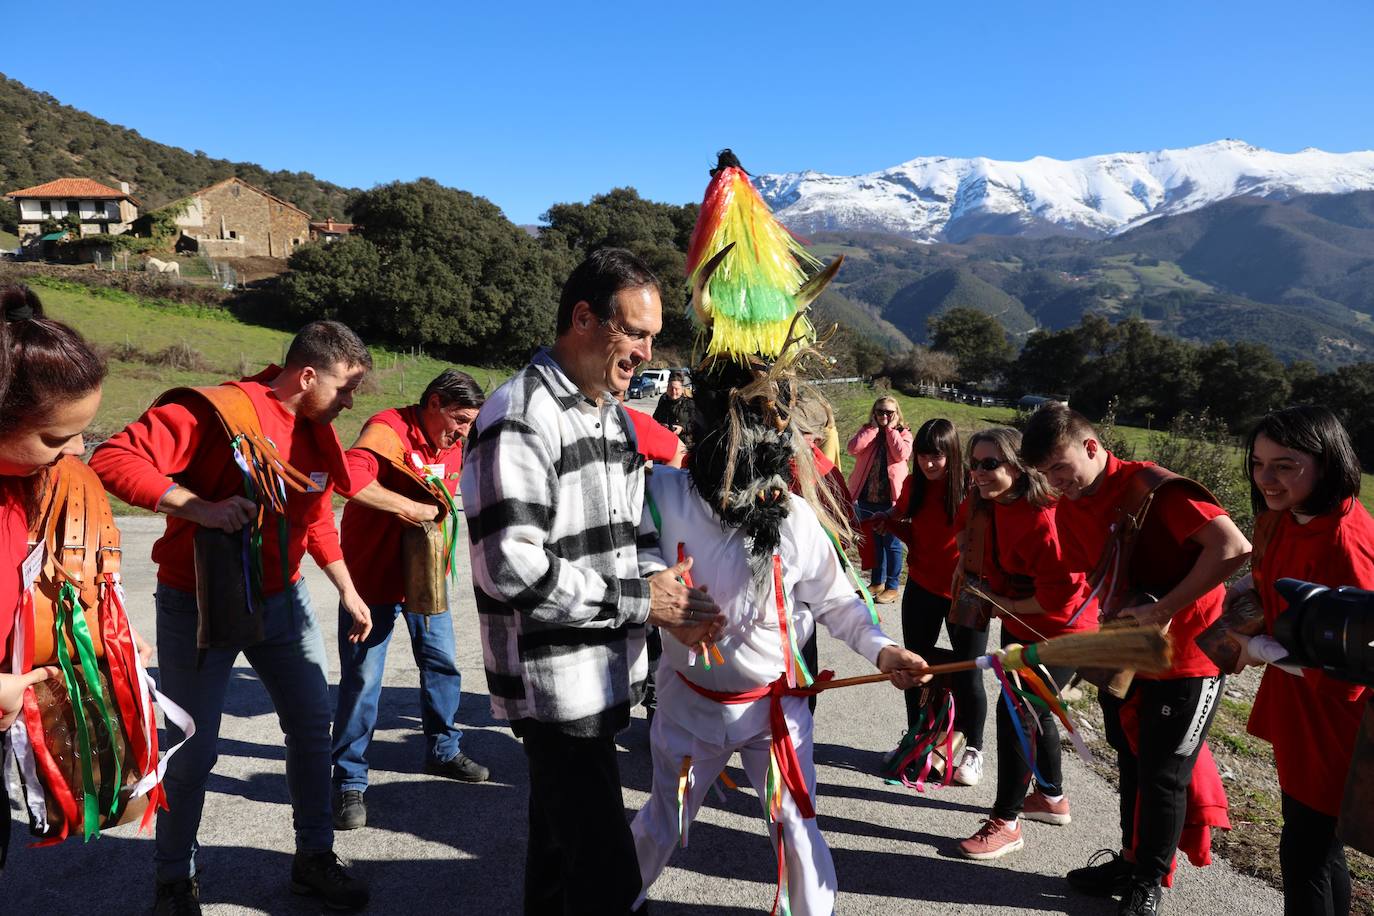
[955, 426, 1094, 862]
[1234, 405, 1373, 916]
[881, 418, 987, 785]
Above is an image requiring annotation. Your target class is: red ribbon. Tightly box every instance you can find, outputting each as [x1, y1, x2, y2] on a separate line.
[678, 672, 833, 820]
[20, 688, 77, 844]
[98, 575, 165, 829]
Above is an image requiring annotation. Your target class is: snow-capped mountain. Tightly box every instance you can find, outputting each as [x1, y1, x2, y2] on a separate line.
[755, 140, 1374, 242]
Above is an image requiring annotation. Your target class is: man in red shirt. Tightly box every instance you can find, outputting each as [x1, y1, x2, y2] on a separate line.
[90, 321, 373, 916]
[1021, 404, 1250, 916]
[331, 370, 490, 831]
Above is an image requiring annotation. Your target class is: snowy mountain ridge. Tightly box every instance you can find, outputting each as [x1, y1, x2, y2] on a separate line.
[754, 140, 1374, 242]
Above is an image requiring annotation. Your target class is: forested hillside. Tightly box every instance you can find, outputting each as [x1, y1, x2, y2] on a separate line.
[0, 74, 354, 222]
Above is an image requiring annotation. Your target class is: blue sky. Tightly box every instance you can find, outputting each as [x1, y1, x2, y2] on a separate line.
[6, 0, 1372, 223]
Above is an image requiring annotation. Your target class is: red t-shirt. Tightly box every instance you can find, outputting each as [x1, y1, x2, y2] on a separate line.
[341, 407, 462, 606]
[89, 372, 349, 595]
[625, 407, 682, 465]
[1247, 499, 1374, 815]
[981, 497, 1094, 641]
[891, 477, 966, 600]
[0, 483, 28, 669]
[1054, 454, 1227, 679]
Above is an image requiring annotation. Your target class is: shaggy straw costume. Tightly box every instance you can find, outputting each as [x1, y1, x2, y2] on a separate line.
[630, 151, 891, 916]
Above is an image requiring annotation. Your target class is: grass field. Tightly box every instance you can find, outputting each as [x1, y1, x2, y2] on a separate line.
[0, 228, 20, 251]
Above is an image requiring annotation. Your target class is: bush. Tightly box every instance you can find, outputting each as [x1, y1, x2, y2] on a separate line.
[1146, 410, 1251, 533]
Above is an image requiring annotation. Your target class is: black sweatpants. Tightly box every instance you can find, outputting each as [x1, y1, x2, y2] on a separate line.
[901, 581, 989, 748]
[992, 626, 1073, 820]
[522, 725, 641, 915]
[1279, 792, 1351, 916]
[1100, 675, 1223, 884]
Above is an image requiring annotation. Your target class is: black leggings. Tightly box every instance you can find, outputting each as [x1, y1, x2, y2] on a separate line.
[992, 626, 1072, 820]
[901, 581, 989, 748]
[1279, 792, 1351, 916]
[1100, 675, 1223, 884]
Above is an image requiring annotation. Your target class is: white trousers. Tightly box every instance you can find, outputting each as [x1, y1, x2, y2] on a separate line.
[630, 694, 838, 915]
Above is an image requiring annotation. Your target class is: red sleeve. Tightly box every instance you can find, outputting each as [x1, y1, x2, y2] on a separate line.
[1015, 510, 1084, 618]
[889, 477, 915, 545]
[1152, 488, 1228, 546]
[626, 408, 681, 464]
[345, 448, 382, 493]
[305, 483, 343, 568]
[89, 397, 211, 510]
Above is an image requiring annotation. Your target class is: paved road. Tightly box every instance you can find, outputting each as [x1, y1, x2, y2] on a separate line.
[6, 517, 1282, 915]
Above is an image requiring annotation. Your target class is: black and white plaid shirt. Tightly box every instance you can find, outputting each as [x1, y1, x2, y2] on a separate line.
[460, 348, 666, 737]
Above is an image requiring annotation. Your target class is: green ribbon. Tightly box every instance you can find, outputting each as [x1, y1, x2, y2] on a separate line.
[824, 528, 878, 625]
[52, 582, 105, 840]
[67, 588, 121, 823]
[424, 473, 462, 581]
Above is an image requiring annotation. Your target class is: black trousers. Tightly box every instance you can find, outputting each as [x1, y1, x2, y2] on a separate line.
[1100, 675, 1223, 884]
[901, 582, 989, 748]
[802, 631, 819, 713]
[1280, 792, 1351, 916]
[992, 626, 1072, 820]
[522, 725, 642, 916]
[643, 626, 662, 712]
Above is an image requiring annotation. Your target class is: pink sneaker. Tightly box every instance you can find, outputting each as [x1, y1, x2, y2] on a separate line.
[1023, 789, 1071, 825]
[956, 818, 1024, 860]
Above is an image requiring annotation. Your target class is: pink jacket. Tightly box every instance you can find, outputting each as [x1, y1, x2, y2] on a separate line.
[846, 424, 913, 507]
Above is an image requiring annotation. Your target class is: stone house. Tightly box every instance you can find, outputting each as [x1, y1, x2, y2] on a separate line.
[174, 177, 310, 258]
[4, 178, 141, 242]
[309, 218, 355, 243]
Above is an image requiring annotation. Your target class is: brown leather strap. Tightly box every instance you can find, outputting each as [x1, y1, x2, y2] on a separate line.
[963, 501, 993, 579]
[353, 421, 448, 507]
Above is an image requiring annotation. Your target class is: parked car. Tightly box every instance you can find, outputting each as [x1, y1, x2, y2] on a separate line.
[634, 369, 671, 399]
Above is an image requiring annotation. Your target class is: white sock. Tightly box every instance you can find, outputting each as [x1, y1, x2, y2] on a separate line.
[1003, 817, 1019, 828]
[1041, 792, 1065, 803]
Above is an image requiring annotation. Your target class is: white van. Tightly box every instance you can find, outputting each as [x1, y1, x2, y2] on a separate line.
[634, 369, 671, 399]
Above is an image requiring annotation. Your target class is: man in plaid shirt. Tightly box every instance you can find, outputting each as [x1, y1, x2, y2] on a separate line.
[461, 249, 722, 915]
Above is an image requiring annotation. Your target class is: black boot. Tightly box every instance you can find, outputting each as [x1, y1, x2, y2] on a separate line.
[333, 789, 367, 830]
[1067, 848, 1133, 897]
[291, 850, 369, 911]
[1118, 879, 1163, 916]
[153, 877, 202, 916]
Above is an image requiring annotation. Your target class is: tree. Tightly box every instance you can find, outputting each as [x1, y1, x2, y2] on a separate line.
[882, 345, 959, 395]
[928, 307, 1013, 386]
[1294, 361, 1374, 471]
[540, 188, 699, 356]
[1194, 340, 1290, 432]
[281, 179, 561, 362]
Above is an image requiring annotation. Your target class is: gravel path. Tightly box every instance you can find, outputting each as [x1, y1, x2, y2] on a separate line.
[5, 517, 1283, 914]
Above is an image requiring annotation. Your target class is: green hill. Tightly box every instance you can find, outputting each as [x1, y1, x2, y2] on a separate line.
[884, 267, 1037, 342]
[0, 73, 355, 220]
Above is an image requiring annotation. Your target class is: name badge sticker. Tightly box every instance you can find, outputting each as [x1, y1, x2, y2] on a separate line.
[22, 542, 43, 590]
[424, 463, 445, 478]
[309, 471, 329, 492]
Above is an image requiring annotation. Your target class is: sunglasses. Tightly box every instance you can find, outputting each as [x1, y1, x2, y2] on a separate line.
[874, 409, 896, 418]
[969, 457, 1008, 472]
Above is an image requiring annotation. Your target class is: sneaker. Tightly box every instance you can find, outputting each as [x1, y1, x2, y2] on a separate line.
[1023, 788, 1071, 825]
[291, 850, 369, 911]
[1067, 848, 1134, 897]
[154, 877, 202, 916]
[952, 747, 984, 786]
[425, 751, 490, 783]
[1118, 879, 1163, 915]
[956, 818, 1024, 860]
[333, 789, 366, 830]
[875, 587, 900, 604]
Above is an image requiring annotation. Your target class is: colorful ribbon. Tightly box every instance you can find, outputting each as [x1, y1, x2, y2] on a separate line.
[988, 654, 1048, 788]
[824, 527, 878, 625]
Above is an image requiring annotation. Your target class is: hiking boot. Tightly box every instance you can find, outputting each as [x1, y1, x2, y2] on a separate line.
[1023, 788, 1071, 825]
[952, 747, 984, 786]
[1067, 848, 1133, 897]
[956, 818, 1024, 860]
[154, 877, 202, 916]
[333, 789, 366, 830]
[425, 751, 490, 783]
[1118, 878, 1163, 915]
[291, 850, 369, 911]
[869, 585, 888, 600]
[875, 587, 900, 604]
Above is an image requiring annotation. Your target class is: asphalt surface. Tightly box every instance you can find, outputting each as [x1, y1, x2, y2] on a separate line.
[5, 515, 1283, 915]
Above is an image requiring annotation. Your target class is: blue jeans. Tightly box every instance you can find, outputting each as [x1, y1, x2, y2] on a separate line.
[331, 603, 463, 792]
[856, 499, 905, 590]
[153, 581, 333, 883]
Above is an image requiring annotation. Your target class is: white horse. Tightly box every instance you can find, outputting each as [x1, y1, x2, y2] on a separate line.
[145, 257, 181, 277]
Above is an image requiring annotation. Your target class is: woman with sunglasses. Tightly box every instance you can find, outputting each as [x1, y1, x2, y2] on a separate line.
[1232, 406, 1373, 916]
[847, 396, 912, 604]
[880, 418, 988, 785]
[954, 426, 1095, 862]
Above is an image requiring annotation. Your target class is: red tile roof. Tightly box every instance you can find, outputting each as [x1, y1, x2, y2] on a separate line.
[5, 178, 141, 204]
[310, 219, 355, 233]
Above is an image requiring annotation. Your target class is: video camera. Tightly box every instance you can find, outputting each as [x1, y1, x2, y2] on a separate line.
[1272, 578, 1374, 686]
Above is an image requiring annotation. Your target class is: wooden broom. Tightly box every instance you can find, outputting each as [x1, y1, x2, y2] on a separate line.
[805, 624, 1171, 692]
